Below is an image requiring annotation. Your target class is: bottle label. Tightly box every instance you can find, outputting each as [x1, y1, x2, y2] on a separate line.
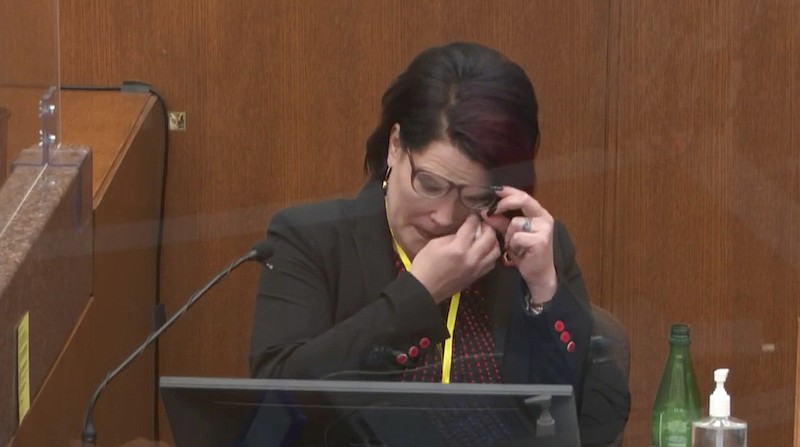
[652, 408, 693, 447]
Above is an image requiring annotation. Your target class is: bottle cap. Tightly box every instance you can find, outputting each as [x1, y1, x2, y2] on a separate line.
[668, 324, 691, 346]
[709, 368, 730, 417]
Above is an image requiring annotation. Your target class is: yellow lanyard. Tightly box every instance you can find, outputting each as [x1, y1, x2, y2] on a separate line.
[391, 237, 460, 384]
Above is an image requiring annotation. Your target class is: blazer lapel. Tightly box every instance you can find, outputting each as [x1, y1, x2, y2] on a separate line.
[351, 181, 397, 301]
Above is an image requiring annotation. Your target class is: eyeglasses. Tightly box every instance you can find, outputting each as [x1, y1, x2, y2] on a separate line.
[405, 149, 498, 211]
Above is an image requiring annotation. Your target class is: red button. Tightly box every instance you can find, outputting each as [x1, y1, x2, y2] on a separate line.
[408, 346, 420, 358]
[566, 341, 576, 353]
[395, 353, 409, 365]
[560, 331, 571, 343]
[554, 320, 565, 332]
[419, 337, 431, 349]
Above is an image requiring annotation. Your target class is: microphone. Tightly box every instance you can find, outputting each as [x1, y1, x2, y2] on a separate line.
[80, 241, 274, 447]
[251, 239, 275, 269]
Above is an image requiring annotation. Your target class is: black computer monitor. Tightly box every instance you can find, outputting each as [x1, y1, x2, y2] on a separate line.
[160, 377, 581, 447]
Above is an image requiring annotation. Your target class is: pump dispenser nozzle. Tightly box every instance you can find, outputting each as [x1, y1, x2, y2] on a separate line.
[709, 368, 730, 418]
[692, 368, 747, 446]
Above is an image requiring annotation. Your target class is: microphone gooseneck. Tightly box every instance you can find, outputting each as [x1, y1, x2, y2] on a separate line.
[81, 242, 273, 447]
[251, 240, 275, 267]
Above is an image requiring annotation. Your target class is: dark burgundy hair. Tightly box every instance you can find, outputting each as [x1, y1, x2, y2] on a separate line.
[364, 42, 540, 192]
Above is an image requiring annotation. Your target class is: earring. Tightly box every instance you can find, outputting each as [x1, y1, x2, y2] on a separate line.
[382, 167, 392, 192]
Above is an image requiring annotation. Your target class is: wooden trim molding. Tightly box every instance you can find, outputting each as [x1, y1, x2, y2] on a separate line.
[795, 317, 800, 447]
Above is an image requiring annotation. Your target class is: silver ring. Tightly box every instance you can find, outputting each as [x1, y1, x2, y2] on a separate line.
[521, 217, 532, 233]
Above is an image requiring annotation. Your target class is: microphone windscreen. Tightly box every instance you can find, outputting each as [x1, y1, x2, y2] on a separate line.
[252, 240, 275, 262]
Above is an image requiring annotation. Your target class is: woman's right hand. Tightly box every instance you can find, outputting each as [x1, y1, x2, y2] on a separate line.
[409, 214, 501, 303]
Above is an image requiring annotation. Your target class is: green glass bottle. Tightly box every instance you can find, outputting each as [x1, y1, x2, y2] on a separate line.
[651, 324, 701, 447]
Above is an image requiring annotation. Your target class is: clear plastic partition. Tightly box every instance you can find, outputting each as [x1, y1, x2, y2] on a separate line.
[0, 0, 60, 186]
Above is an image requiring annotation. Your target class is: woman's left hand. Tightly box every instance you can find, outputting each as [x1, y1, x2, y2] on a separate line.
[481, 186, 557, 304]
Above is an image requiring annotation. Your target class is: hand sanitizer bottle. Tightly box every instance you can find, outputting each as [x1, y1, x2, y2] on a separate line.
[691, 368, 747, 447]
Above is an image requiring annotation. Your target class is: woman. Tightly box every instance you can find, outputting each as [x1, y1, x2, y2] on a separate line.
[250, 42, 629, 446]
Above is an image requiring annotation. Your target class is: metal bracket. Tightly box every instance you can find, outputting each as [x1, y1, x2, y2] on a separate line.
[38, 86, 59, 163]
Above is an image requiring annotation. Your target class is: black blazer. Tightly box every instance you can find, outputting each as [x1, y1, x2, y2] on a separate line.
[250, 180, 629, 446]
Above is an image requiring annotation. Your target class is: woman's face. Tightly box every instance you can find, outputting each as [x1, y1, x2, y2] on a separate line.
[385, 124, 491, 259]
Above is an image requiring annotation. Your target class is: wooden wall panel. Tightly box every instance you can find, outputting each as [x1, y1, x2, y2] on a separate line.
[0, 0, 58, 85]
[0, 0, 60, 170]
[74, 92, 164, 445]
[0, 87, 51, 173]
[608, 1, 799, 446]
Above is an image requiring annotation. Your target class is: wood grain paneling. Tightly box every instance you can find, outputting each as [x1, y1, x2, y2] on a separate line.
[0, 87, 50, 171]
[71, 91, 164, 446]
[0, 0, 59, 85]
[608, 1, 799, 446]
[0, 0, 60, 171]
